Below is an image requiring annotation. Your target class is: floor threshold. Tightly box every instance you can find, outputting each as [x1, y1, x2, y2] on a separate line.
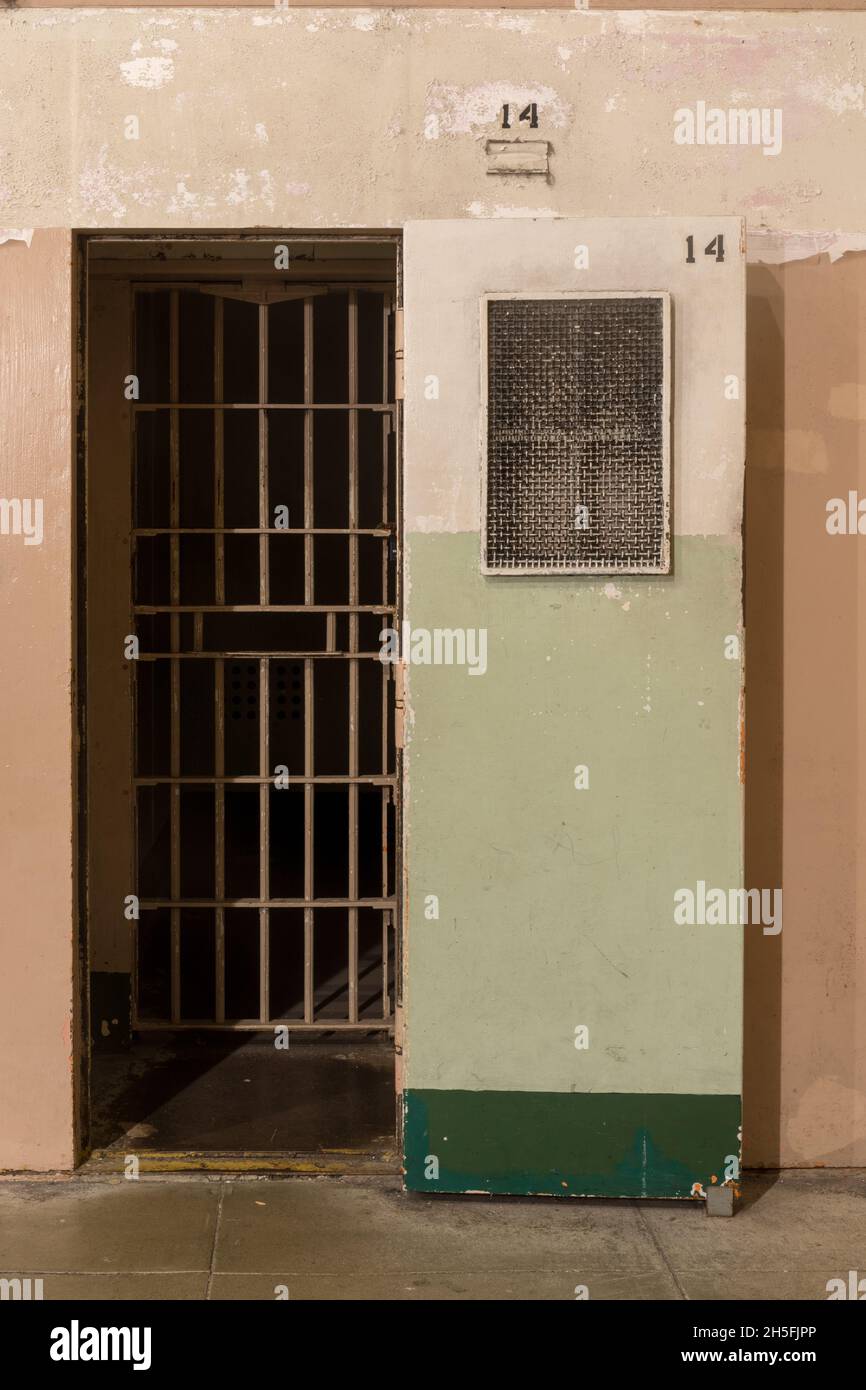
[83, 1149, 399, 1176]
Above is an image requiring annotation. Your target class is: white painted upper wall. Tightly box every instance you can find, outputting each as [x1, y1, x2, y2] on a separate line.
[0, 10, 864, 231]
[404, 217, 745, 536]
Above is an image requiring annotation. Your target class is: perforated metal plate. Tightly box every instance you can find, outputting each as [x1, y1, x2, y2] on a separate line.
[483, 293, 669, 574]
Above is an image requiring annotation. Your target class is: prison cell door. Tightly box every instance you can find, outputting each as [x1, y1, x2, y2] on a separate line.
[130, 282, 399, 1033]
[399, 217, 745, 1199]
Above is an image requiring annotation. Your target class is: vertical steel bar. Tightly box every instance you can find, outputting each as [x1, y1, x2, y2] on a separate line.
[393, 270, 404, 1025]
[259, 656, 270, 1021]
[381, 294, 391, 1019]
[214, 299, 226, 1022]
[303, 295, 315, 1022]
[169, 290, 181, 1022]
[304, 659, 314, 1022]
[382, 289, 390, 416]
[259, 302, 270, 606]
[303, 297, 314, 607]
[214, 661, 225, 1022]
[214, 298, 225, 608]
[383, 907, 390, 1019]
[258, 302, 270, 1021]
[129, 284, 140, 1026]
[348, 290, 359, 1022]
[381, 292, 390, 751]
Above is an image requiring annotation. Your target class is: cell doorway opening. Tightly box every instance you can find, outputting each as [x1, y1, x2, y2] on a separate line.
[82, 234, 401, 1168]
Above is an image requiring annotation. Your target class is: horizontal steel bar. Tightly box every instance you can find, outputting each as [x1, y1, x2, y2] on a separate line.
[138, 650, 390, 661]
[139, 897, 396, 909]
[134, 527, 393, 537]
[135, 775, 396, 786]
[133, 1019, 394, 1032]
[94, 232, 397, 247]
[125, 277, 395, 291]
[135, 604, 394, 614]
[104, 262, 397, 281]
[134, 402, 395, 413]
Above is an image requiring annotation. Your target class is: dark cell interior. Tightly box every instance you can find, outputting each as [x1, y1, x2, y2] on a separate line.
[89, 246, 400, 1164]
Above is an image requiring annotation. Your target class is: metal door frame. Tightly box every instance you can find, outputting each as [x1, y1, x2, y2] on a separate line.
[79, 231, 404, 1053]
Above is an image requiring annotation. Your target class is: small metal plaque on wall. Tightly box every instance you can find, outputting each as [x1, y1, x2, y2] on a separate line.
[485, 140, 550, 176]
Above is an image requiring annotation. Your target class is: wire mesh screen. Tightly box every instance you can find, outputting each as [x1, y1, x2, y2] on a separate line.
[485, 295, 668, 573]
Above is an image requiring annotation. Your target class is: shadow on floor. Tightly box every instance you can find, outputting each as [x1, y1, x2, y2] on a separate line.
[90, 1033, 396, 1154]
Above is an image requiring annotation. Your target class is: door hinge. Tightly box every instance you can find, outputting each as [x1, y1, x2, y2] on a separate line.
[394, 307, 404, 401]
[394, 659, 407, 748]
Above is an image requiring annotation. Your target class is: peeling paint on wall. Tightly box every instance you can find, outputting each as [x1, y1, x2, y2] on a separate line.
[748, 229, 866, 264]
[464, 200, 558, 217]
[119, 56, 176, 89]
[424, 80, 571, 139]
[2, 11, 863, 229]
[0, 229, 34, 247]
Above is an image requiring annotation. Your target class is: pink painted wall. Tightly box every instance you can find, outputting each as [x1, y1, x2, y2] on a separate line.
[744, 252, 866, 1168]
[0, 230, 78, 1171]
[0, 241, 864, 1170]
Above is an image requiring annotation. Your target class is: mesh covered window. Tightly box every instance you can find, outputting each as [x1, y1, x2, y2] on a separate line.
[483, 294, 669, 574]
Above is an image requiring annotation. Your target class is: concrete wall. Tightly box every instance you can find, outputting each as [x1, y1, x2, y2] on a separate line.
[744, 252, 866, 1168]
[0, 11, 865, 231]
[0, 230, 78, 1171]
[12, 1, 866, 12]
[0, 8, 864, 1169]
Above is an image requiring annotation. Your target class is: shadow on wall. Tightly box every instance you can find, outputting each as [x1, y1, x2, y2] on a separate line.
[744, 263, 784, 1170]
[744, 253, 866, 1169]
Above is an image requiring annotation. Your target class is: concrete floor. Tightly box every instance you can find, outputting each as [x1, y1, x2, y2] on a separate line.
[90, 1035, 395, 1154]
[1, 1168, 864, 1300]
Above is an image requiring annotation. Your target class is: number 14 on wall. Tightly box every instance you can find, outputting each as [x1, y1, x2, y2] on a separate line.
[501, 103, 539, 130]
[686, 233, 725, 263]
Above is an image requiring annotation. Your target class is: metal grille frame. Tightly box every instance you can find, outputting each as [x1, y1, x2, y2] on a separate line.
[480, 291, 671, 577]
[123, 253, 401, 1034]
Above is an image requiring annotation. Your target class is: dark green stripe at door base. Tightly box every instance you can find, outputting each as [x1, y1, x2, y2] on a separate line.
[403, 1090, 741, 1199]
